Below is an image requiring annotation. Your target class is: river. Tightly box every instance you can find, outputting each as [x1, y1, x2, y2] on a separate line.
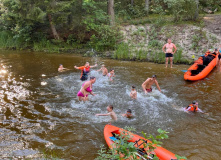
[0, 50, 221, 160]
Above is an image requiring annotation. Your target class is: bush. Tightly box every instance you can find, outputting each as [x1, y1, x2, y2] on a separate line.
[164, 0, 198, 21]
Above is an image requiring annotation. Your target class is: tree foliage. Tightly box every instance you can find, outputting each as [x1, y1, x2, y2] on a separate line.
[0, 0, 220, 51]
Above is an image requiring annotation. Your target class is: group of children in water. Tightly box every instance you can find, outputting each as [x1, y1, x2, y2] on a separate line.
[57, 57, 212, 122]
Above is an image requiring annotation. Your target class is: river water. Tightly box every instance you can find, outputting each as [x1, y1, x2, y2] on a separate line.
[0, 50, 220, 160]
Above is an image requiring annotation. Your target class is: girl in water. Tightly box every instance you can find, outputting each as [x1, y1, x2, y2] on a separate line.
[74, 62, 97, 81]
[77, 76, 96, 101]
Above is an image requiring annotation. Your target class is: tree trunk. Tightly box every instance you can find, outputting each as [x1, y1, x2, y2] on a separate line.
[194, 0, 199, 20]
[131, 0, 134, 6]
[108, 0, 115, 26]
[48, 14, 60, 40]
[145, 0, 149, 13]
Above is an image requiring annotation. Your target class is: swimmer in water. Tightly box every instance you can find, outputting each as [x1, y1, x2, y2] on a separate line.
[77, 76, 96, 101]
[58, 64, 69, 72]
[122, 109, 133, 118]
[185, 101, 208, 114]
[74, 62, 97, 81]
[97, 64, 108, 76]
[107, 69, 115, 81]
[130, 85, 137, 99]
[142, 75, 161, 94]
[96, 105, 117, 122]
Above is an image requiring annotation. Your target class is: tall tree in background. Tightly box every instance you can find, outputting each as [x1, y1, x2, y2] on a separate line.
[194, 0, 199, 20]
[131, 0, 134, 6]
[108, 0, 115, 26]
[145, 0, 150, 13]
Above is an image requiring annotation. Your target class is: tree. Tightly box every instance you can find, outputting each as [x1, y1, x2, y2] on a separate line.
[108, 0, 115, 26]
[145, 0, 150, 14]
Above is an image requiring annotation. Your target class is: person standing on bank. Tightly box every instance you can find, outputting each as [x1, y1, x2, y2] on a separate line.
[162, 39, 177, 68]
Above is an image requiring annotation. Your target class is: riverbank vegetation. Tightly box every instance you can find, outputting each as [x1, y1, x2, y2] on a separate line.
[0, 0, 220, 63]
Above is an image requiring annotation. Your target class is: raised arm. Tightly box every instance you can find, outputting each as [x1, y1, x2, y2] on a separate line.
[97, 68, 102, 72]
[90, 64, 97, 68]
[96, 113, 110, 116]
[154, 80, 161, 92]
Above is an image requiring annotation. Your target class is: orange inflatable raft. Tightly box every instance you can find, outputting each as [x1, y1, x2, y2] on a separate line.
[104, 124, 177, 160]
[184, 52, 218, 81]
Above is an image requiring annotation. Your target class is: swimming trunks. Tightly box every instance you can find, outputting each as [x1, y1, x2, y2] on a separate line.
[166, 53, 173, 57]
[77, 91, 88, 97]
[77, 82, 92, 97]
[146, 88, 152, 93]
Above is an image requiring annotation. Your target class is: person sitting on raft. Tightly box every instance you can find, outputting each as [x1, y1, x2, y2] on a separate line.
[217, 46, 221, 71]
[122, 109, 133, 118]
[77, 76, 96, 101]
[74, 62, 97, 81]
[97, 64, 108, 76]
[107, 69, 115, 81]
[142, 75, 161, 94]
[203, 49, 217, 66]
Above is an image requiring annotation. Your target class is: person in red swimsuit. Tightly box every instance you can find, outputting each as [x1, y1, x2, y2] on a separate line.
[74, 62, 97, 81]
[142, 75, 161, 94]
[77, 76, 96, 101]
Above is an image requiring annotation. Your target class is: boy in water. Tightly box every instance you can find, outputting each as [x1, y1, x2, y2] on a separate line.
[130, 85, 137, 99]
[122, 109, 133, 118]
[107, 69, 115, 81]
[58, 64, 69, 72]
[96, 105, 117, 121]
[97, 64, 108, 76]
[142, 75, 161, 94]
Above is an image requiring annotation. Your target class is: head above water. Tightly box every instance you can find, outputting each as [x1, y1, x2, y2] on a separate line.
[102, 64, 105, 67]
[132, 85, 136, 89]
[85, 62, 89, 67]
[152, 75, 157, 79]
[127, 109, 132, 113]
[107, 105, 113, 111]
[59, 64, 63, 67]
[90, 76, 96, 83]
[110, 69, 114, 72]
[192, 101, 197, 104]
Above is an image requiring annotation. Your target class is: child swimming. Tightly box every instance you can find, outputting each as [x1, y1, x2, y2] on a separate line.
[122, 109, 133, 118]
[96, 105, 117, 121]
[130, 86, 137, 99]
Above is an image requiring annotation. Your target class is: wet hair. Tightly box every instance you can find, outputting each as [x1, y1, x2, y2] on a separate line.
[152, 75, 157, 78]
[192, 101, 196, 104]
[110, 69, 114, 72]
[108, 105, 113, 110]
[127, 109, 132, 113]
[59, 64, 63, 66]
[90, 76, 96, 80]
[132, 85, 136, 89]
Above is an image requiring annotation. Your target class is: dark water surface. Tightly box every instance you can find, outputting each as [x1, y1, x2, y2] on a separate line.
[0, 50, 221, 159]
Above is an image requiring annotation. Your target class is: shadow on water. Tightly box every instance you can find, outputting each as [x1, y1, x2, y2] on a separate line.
[0, 51, 221, 159]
